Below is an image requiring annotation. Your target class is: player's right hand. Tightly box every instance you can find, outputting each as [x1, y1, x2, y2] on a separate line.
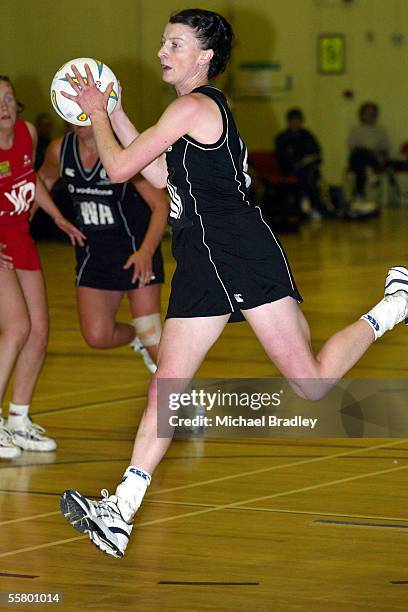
[63, 63, 113, 120]
[0, 243, 13, 270]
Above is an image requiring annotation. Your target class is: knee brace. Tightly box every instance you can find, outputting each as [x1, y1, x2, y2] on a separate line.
[132, 313, 161, 347]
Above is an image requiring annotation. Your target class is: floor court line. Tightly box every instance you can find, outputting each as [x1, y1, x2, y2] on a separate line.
[0, 438, 405, 527]
[1, 441, 407, 559]
[36, 395, 147, 417]
[2, 497, 408, 528]
[148, 500, 408, 524]
[145, 438, 408, 497]
[34, 382, 144, 402]
[313, 519, 408, 530]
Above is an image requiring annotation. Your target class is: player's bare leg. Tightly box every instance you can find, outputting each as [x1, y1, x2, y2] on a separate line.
[0, 269, 29, 458]
[244, 266, 408, 400]
[7, 270, 55, 452]
[76, 287, 133, 348]
[60, 314, 229, 557]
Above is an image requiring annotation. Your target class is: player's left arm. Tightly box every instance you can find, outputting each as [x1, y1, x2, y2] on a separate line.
[26, 121, 40, 220]
[34, 176, 86, 246]
[123, 176, 169, 287]
[26, 122, 86, 246]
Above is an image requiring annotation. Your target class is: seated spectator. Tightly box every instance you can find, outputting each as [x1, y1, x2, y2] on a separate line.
[348, 102, 390, 198]
[275, 108, 325, 218]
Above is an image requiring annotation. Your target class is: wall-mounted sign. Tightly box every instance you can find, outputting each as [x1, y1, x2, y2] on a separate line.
[318, 34, 346, 74]
[233, 61, 292, 99]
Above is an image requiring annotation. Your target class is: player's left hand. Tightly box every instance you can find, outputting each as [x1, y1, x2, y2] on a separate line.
[123, 249, 155, 287]
[53, 215, 86, 246]
[62, 63, 113, 119]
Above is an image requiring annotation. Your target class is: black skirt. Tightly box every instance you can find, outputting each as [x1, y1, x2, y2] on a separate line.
[75, 240, 164, 291]
[166, 206, 302, 322]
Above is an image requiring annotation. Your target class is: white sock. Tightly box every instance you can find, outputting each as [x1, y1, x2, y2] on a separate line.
[115, 466, 151, 523]
[361, 292, 408, 340]
[8, 403, 29, 420]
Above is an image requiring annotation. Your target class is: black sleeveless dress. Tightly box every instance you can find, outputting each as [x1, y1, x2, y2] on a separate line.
[165, 85, 301, 322]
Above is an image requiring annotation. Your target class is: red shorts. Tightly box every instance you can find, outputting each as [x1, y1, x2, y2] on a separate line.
[0, 223, 41, 271]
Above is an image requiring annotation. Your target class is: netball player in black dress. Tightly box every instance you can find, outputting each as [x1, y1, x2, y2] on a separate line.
[59, 9, 408, 557]
[40, 125, 168, 372]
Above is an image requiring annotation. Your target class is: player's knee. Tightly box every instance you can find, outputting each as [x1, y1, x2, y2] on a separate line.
[132, 313, 161, 348]
[27, 319, 49, 353]
[29, 328, 48, 355]
[290, 378, 333, 402]
[3, 319, 31, 351]
[82, 327, 111, 349]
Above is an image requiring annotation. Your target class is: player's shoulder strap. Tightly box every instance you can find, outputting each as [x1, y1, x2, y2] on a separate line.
[60, 131, 76, 174]
[192, 85, 226, 102]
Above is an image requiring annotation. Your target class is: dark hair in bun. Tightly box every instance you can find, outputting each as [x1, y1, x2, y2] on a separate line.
[169, 8, 234, 79]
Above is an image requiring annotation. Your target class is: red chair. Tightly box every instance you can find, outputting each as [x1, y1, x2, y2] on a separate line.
[248, 150, 298, 188]
[248, 150, 300, 232]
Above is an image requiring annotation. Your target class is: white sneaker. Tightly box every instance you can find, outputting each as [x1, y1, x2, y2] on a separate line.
[7, 416, 57, 452]
[60, 489, 132, 558]
[0, 418, 21, 459]
[361, 266, 408, 338]
[384, 266, 408, 297]
[130, 336, 157, 374]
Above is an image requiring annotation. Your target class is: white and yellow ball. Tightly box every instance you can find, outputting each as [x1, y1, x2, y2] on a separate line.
[50, 57, 118, 126]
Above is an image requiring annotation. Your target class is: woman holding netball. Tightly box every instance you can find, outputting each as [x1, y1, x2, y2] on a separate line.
[59, 9, 408, 557]
[0, 76, 85, 459]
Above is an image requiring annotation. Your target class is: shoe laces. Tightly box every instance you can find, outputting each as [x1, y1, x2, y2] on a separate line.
[95, 489, 122, 522]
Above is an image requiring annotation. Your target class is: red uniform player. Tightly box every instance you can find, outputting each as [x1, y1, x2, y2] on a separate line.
[0, 76, 85, 459]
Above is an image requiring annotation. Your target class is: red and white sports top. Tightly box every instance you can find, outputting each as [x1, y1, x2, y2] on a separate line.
[0, 119, 36, 227]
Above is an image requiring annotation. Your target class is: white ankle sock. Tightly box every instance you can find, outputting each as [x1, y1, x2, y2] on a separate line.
[115, 466, 151, 523]
[8, 403, 29, 420]
[361, 292, 408, 340]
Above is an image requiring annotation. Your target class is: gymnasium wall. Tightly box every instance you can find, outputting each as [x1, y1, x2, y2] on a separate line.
[2, 0, 407, 183]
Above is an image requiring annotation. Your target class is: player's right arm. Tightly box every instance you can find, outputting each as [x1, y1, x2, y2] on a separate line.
[63, 64, 203, 189]
[109, 89, 167, 190]
[38, 137, 63, 190]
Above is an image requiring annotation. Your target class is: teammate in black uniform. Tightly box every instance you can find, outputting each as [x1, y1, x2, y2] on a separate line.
[40, 126, 168, 371]
[59, 9, 408, 557]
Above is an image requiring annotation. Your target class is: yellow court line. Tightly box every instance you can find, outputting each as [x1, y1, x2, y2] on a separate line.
[145, 438, 408, 497]
[1, 441, 407, 558]
[0, 511, 60, 526]
[0, 534, 87, 557]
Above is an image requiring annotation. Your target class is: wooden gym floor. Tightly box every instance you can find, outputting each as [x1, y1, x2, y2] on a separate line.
[1, 208, 408, 611]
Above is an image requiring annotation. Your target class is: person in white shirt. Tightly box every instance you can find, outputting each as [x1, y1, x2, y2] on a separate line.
[348, 102, 390, 198]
